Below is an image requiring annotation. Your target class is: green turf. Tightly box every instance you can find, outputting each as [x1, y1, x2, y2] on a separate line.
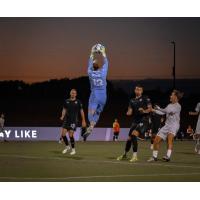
[0, 140, 200, 181]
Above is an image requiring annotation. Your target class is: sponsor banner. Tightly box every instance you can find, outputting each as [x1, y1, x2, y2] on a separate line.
[0, 127, 130, 141]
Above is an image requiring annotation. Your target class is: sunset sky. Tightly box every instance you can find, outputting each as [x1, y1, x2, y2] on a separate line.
[0, 17, 200, 83]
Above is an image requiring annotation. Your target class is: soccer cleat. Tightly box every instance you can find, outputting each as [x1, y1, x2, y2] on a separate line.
[117, 154, 127, 161]
[83, 126, 93, 138]
[147, 157, 158, 162]
[70, 149, 76, 155]
[129, 156, 138, 163]
[62, 146, 70, 154]
[162, 155, 170, 162]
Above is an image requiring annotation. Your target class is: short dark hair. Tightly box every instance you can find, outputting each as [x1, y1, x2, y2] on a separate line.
[135, 84, 143, 89]
[173, 90, 184, 100]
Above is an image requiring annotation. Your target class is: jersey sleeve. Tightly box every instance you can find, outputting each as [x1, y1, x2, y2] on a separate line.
[195, 103, 200, 113]
[100, 57, 108, 77]
[128, 99, 134, 109]
[63, 100, 68, 109]
[156, 105, 169, 114]
[88, 57, 93, 75]
[154, 109, 166, 115]
[78, 100, 83, 111]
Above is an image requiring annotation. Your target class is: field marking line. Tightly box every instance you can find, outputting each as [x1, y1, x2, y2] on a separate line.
[1, 172, 200, 180]
[0, 153, 200, 170]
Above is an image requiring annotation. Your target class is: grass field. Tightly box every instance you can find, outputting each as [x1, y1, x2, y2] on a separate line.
[0, 140, 200, 181]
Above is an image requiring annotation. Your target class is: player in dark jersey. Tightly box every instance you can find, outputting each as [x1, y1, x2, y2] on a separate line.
[60, 89, 86, 155]
[117, 85, 152, 162]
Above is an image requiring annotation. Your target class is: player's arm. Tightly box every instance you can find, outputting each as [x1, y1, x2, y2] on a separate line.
[139, 97, 152, 113]
[79, 101, 86, 127]
[127, 107, 133, 116]
[60, 108, 67, 121]
[100, 46, 109, 76]
[80, 109, 87, 128]
[88, 45, 96, 75]
[127, 99, 133, 116]
[0, 119, 3, 128]
[189, 111, 198, 116]
[189, 104, 200, 116]
[153, 109, 166, 115]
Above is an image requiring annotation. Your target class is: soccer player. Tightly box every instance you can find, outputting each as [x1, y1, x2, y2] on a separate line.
[0, 113, 7, 142]
[148, 90, 183, 162]
[113, 119, 120, 141]
[149, 112, 165, 150]
[117, 85, 152, 162]
[189, 102, 200, 154]
[60, 89, 86, 155]
[83, 44, 108, 138]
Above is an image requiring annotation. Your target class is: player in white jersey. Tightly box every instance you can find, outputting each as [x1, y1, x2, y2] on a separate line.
[189, 102, 200, 154]
[148, 90, 183, 162]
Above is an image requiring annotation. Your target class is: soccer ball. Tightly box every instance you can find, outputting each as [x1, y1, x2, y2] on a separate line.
[94, 43, 104, 53]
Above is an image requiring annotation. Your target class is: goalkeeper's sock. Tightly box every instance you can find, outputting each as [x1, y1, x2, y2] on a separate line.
[62, 136, 69, 146]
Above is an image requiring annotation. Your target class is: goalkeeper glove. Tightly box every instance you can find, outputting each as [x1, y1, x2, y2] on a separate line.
[90, 45, 96, 59]
[100, 46, 106, 57]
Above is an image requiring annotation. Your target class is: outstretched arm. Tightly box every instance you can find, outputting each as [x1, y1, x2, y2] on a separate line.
[100, 46, 108, 76]
[189, 103, 200, 115]
[88, 45, 96, 75]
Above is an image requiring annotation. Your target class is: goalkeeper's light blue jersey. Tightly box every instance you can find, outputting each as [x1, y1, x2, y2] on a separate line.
[88, 57, 108, 91]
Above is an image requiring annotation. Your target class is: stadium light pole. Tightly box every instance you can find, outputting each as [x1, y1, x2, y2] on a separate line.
[171, 41, 176, 89]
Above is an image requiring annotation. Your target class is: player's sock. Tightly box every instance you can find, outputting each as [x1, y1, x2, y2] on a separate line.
[166, 149, 172, 158]
[153, 150, 158, 158]
[125, 139, 131, 154]
[93, 111, 101, 124]
[133, 152, 137, 158]
[70, 136, 75, 148]
[62, 136, 69, 146]
[132, 135, 138, 153]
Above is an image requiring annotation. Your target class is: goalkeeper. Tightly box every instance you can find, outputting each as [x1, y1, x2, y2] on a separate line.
[83, 44, 109, 138]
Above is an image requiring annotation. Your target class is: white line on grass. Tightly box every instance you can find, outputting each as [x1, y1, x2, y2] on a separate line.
[1, 172, 200, 180]
[0, 153, 200, 170]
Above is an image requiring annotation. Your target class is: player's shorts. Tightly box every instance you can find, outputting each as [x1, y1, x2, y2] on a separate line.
[128, 119, 149, 138]
[62, 120, 77, 131]
[195, 119, 200, 134]
[113, 131, 119, 136]
[157, 124, 179, 140]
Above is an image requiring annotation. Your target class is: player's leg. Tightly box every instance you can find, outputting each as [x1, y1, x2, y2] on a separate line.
[93, 96, 106, 123]
[150, 134, 156, 150]
[115, 132, 119, 141]
[129, 130, 139, 162]
[117, 125, 136, 161]
[129, 120, 149, 162]
[147, 135, 163, 162]
[84, 93, 98, 137]
[195, 119, 200, 153]
[113, 132, 116, 141]
[69, 130, 76, 155]
[61, 128, 70, 154]
[162, 133, 175, 161]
